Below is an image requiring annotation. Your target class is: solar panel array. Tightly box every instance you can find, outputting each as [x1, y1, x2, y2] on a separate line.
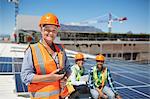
[0, 57, 28, 94]
[0, 63, 12, 73]
[0, 56, 150, 99]
[15, 74, 28, 93]
[12, 58, 28, 94]
[105, 60, 150, 99]
[0, 57, 13, 74]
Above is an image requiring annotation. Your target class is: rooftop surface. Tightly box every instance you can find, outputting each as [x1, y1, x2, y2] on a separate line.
[0, 43, 149, 99]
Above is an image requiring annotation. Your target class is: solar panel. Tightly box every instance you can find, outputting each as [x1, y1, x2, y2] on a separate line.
[112, 73, 146, 86]
[118, 88, 150, 99]
[12, 58, 28, 93]
[139, 73, 150, 79]
[0, 63, 12, 73]
[12, 58, 23, 73]
[118, 72, 150, 84]
[0, 57, 12, 62]
[133, 87, 150, 96]
[13, 58, 23, 62]
[113, 82, 123, 87]
[0, 57, 24, 74]
[0, 57, 13, 74]
[15, 74, 28, 93]
[14, 64, 22, 73]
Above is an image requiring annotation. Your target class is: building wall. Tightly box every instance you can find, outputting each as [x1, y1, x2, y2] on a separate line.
[89, 44, 100, 54]
[133, 44, 149, 52]
[64, 43, 150, 63]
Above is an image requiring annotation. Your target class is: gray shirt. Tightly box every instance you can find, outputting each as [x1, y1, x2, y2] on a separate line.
[21, 44, 71, 85]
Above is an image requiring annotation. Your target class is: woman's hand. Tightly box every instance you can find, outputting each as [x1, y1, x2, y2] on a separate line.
[48, 69, 65, 82]
[31, 69, 65, 83]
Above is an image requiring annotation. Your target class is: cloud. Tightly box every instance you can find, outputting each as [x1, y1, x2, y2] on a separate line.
[65, 20, 98, 26]
[64, 22, 84, 26]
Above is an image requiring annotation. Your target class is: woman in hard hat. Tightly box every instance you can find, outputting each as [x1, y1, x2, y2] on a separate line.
[68, 53, 90, 99]
[21, 13, 71, 99]
[88, 54, 122, 99]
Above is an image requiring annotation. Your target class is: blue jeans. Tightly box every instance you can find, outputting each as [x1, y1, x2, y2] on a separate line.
[90, 86, 115, 99]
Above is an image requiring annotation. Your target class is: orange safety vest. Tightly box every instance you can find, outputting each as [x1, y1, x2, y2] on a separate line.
[28, 42, 68, 99]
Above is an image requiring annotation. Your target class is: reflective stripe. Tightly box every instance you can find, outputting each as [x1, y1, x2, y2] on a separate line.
[31, 90, 60, 98]
[34, 43, 46, 74]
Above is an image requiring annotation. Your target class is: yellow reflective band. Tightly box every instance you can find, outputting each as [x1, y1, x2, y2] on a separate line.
[34, 43, 46, 74]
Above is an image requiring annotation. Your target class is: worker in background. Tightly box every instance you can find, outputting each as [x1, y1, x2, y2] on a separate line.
[13, 33, 17, 43]
[21, 13, 71, 99]
[68, 53, 90, 99]
[88, 54, 122, 99]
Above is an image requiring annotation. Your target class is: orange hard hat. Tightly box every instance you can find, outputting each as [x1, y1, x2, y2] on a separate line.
[75, 53, 84, 60]
[96, 54, 105, 61]
[39, 13, 60, 27]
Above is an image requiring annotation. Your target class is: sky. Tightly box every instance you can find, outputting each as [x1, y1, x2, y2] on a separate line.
[0, 0, 149, 35]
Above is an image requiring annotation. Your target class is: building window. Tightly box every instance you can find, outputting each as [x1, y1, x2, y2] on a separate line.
[118, 53, 122, 57]
[107, 53, 111, 57]
[113, 53, 117, 57]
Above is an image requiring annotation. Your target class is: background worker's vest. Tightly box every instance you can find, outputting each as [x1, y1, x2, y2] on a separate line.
[64, 65, 85, 95]
[74, 65, 84, 81]
[93, 66, 108, 88]
[28, 42, 65, 99]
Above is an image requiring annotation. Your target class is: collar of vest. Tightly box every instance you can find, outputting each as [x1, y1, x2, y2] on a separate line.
[95, 65, 107, 72]
[39, 40, 64, 52]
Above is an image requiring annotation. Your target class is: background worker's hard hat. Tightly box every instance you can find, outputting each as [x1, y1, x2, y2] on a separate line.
[96, 54, 105, 61]
[75, 53, 84, 60]
[39, 13, 60, 27]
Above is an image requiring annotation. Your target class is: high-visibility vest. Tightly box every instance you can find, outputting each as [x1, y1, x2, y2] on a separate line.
[61, 65, 85, 96]
[93, 66, 108, 88]
[74, 66, 84, 81]
[28, 42, 67, 99]
[62, 65, 84, 95]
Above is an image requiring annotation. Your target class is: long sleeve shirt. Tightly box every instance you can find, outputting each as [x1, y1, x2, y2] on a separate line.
[68, 64, 88, 86]
[21, 42, 71, 85]
[88, 66, 117, 94]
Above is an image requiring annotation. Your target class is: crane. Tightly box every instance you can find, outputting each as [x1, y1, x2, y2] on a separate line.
[107, 13, 127, 33]
[8, 0, 19, 42]
[66, 13, 127, 33]
[8, 0, 19, 30]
